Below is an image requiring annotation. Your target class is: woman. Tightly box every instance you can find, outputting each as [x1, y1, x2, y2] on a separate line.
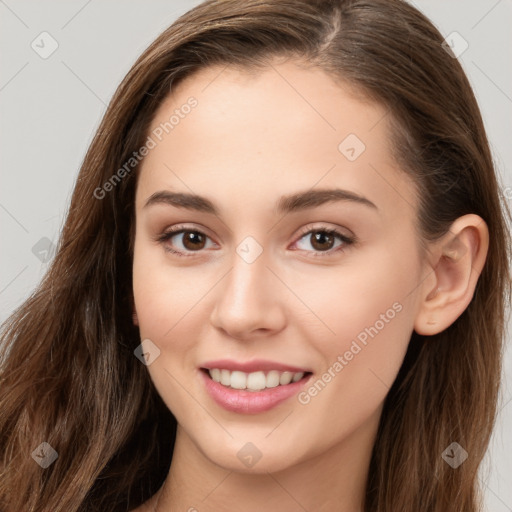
[1, 0, 510, 511]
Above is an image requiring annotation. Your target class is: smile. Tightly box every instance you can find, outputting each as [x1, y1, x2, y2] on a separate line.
[207, 368, 308, 391]
[199, 367, 313, 414]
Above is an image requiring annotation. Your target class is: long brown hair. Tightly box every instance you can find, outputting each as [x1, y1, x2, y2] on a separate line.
[1, 1, 510, 510]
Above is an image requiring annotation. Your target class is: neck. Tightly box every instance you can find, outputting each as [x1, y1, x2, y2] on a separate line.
[156, 408, 381, 512]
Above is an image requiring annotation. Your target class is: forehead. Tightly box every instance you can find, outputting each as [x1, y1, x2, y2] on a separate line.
[136, 60, 417, 222]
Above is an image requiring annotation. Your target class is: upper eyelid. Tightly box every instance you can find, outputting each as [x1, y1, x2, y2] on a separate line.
[159, 223, 216, 242]
[159, 223, 354, 248]
[295, 223, 354, 239]
[160, 222, 352, 238]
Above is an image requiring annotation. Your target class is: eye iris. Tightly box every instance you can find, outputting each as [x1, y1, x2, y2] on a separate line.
[311, 231, 334, 251]
[183, 231, 205, 250]
[168, 229, 343, 253]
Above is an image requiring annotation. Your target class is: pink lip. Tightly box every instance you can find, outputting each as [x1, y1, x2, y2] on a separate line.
[200, 358, 311, 373]
[199, 369, 312, 414]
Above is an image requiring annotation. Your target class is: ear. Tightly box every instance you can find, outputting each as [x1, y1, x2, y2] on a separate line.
[132, 297, 139, 326]
[414, 214, 489, 336]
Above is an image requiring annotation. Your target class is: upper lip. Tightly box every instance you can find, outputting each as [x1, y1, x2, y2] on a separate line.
[200, 358, 312, 373]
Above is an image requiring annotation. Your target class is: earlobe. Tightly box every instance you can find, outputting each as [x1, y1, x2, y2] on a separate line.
[414, 214, 489, 336]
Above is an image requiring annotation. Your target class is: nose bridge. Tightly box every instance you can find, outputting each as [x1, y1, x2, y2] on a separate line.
[229, 243, 268, 307]
[210, 236, 285, 337]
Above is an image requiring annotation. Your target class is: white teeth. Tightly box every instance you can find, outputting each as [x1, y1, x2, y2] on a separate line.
[266, 370, 280, 388]
[207, 368, 308, 390]
[230, 371, 247, 389]
[247, 371, 266, 391]
[220, 369, 231, 386]
[279, 371, 293, 385]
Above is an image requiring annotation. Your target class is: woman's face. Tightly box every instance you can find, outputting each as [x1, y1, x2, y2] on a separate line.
[132, 59, 427, 473]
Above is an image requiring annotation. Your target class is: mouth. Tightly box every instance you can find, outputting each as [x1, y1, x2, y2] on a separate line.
[200, 367, 313, 391]
[199, 367, 313, 414]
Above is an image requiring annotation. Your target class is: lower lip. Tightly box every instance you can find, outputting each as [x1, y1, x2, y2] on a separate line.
[199, 370, 312, 414]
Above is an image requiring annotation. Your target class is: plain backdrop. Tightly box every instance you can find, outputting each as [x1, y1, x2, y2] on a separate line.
[1, 1, 511, 509]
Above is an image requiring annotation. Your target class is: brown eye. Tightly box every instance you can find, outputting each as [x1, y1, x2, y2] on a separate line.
[157, 227, 215, 257]
[309, 231, 336, 251]
[293, 227, 354, 257]
[180, 231, 207, 251]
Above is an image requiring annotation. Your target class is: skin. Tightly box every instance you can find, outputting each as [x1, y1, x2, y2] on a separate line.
[130, 58, 488, 512]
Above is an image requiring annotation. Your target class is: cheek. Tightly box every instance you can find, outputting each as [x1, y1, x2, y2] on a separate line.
[132, 236, 205, 340]
[296, 239, 420, 349]
[290, 321, 415, 467]
[295, 304, 412, 458]
[294, 243, 420, 433]
[132, 242, 204, 409]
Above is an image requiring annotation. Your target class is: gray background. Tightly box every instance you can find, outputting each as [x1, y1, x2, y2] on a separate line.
[1, 0, 511, 509]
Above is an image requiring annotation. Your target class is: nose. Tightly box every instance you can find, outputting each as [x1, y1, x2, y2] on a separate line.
[209, 247, 286, 341]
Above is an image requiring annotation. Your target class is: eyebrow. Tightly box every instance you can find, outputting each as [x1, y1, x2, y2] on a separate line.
[143, 188, 378, 215]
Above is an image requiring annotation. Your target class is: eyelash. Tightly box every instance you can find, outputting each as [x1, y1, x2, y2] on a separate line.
[155, 224, 356, 258]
